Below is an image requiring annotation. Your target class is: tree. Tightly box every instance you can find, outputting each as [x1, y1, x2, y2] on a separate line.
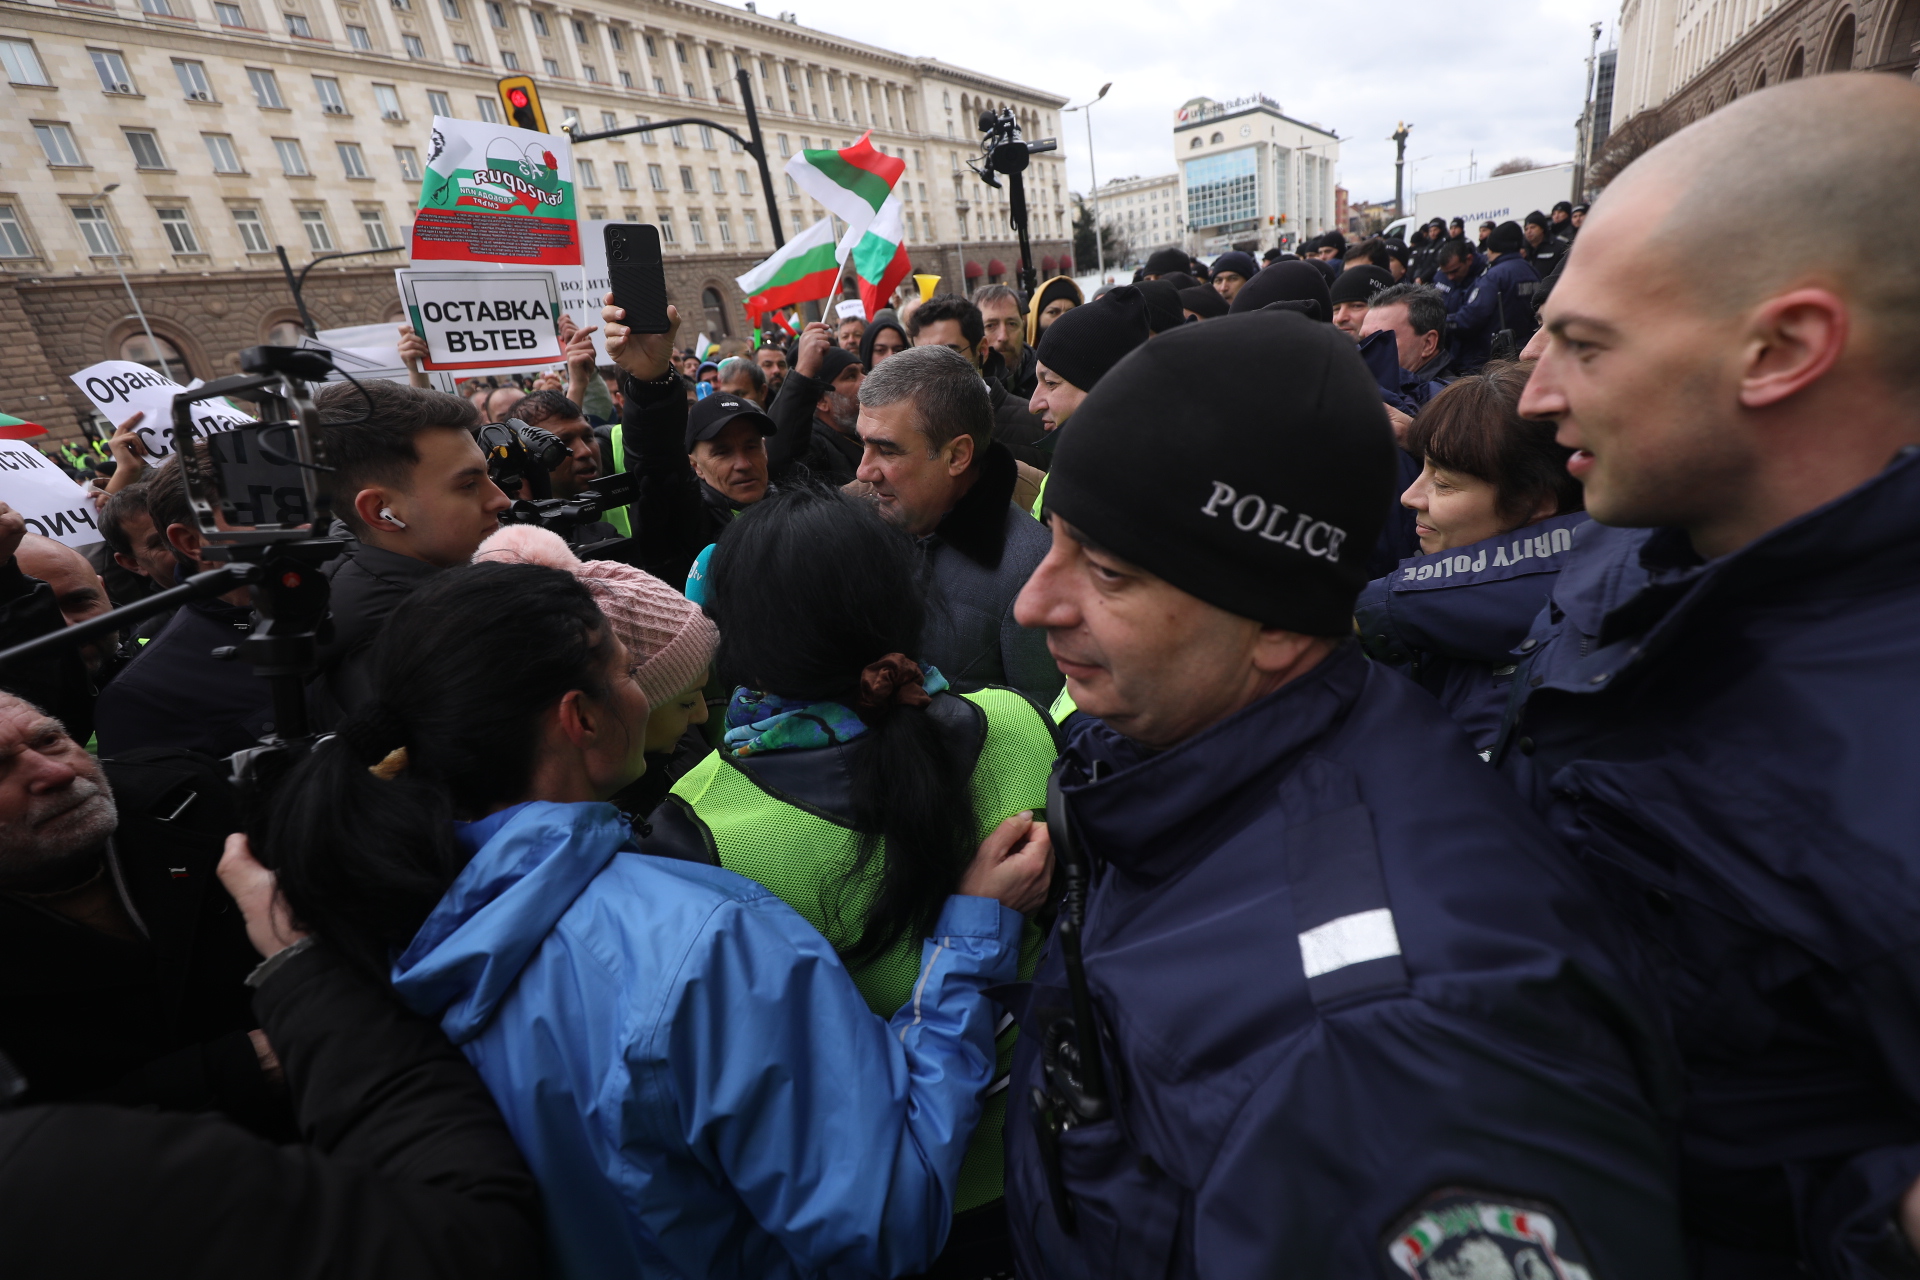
[1587, 110, 1677, 193]
[1490, 156, 1546, 177]
[1072, 198, 1130, 274]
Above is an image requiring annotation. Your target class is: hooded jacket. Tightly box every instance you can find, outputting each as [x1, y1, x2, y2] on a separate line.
[858, 314, 908, 371]
[1026, 275, 1084, 347]
[1003, 642, 1684, 1279]
[389, 800, 1023, 1280]
[1496, 447, 1920, 1278]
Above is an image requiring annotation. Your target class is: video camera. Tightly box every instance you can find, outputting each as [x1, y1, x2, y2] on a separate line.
[478, 416, 639, 541]
[968, 107, 1057, 294]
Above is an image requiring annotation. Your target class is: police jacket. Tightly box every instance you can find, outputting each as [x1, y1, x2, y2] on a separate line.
[1448, 254, 1541, 373]
[1429, 257, 1482, 318]
[1357, 512, 1588, 751]
[1004, 642, 1686, 1280]
[1495, 448, 1920, 1278]
[642, 684, 1060, 1215]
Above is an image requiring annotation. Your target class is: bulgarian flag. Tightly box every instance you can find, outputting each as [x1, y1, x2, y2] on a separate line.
[734, 217, 840, 320]
[785, 132, 905, 241]
[838, 194, 912, 320]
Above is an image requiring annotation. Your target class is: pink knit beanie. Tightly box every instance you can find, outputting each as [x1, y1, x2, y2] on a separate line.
[474, 525, 718, 708]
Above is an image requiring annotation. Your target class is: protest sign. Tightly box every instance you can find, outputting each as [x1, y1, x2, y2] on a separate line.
[69, 361, 251, 462]
[412, 116, 580, 267]
[558, 219, 613, 365]
[396, 268, 564, 371]
[0, 440, 103, 547]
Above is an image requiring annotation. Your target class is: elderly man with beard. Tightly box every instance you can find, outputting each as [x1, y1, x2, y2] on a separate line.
[0, 691, 273, 1126]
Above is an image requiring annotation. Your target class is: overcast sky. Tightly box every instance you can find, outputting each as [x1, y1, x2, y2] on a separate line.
[768, 0, 1616, 205]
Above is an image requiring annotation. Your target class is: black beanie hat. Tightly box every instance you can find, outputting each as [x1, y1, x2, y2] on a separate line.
[1143, 247, 1190, 277]
[1327, 264, 1396, 308]
[1488, 220, 1526, 254]
[816, 345, 861, 384]
[1034, 284, 1151, 391]
[1229, 259, 1333, 321]
[1178, 284, 1228, 319]
[1524, 210, 1550, 230]
[1210, 250, 1260, 282]
[1045, 310, 1394, 634]
[1160, 271, 1200, 292]
[1135, 280, 1185, 334]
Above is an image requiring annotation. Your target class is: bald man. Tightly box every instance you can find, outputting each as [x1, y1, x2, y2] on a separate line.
[15, 535, 114, 677]
[1502, 74, 1920, 1278]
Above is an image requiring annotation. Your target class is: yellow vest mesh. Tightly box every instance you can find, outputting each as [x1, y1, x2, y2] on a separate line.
[668, 686, 1057, 1212]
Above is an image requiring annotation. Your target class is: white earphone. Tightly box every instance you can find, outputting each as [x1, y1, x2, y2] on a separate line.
[379, 507, 408, 529]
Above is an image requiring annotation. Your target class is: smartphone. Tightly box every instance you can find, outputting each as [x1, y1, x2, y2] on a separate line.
[603, 222, 670, 334]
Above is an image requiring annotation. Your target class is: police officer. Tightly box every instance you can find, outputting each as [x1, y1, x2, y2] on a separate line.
[1005, 309, 1685, 1279]
[1447, 221, 1540, 373]
[1506, 75, 1920, 1278]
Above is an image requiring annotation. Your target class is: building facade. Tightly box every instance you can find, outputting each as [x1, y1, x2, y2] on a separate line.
[1173, 94, 1339, 259]
[1094, 172, 1179, 264]
[1611, 0, 1918, 141]
[0, 0, 1068, 436]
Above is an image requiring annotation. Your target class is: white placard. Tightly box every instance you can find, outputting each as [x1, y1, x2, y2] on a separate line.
[68, 361, 252, 461]
[0, 441, 103, 548]
[396, 268, 564, 370]
[559, 221, 612, 366]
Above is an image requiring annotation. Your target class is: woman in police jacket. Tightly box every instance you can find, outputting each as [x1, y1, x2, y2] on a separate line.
[1356, 361, 1587, 750]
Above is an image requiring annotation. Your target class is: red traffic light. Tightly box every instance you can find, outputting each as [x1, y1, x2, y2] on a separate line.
[508, 88, 530, 108]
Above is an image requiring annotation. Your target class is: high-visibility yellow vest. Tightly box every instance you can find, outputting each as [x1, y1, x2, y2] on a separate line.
[603, 421, 632, 538]
[667, 685, 1059, 1211]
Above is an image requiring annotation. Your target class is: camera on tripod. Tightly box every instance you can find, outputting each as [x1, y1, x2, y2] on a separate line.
[968, 108, 1057, 293]
[478, 416, 639, 543]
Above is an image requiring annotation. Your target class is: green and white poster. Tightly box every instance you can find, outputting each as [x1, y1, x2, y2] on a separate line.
[412, 115, 581, 266]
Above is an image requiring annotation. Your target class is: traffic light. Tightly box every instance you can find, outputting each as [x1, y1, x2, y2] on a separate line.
[496, 75, 548, 133]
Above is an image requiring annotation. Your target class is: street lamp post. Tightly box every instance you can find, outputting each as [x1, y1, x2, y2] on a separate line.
[92, 185, 174, 382]
[275, 243, 409, 338]
[1064, 82, 1111, 281]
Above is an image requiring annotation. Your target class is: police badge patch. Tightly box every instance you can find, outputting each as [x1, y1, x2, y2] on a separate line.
[1383, 1189, 1595, 1280]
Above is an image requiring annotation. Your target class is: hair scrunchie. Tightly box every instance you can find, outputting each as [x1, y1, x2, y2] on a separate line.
[854, 653, 932, 725]
[339, 704, 410, 779]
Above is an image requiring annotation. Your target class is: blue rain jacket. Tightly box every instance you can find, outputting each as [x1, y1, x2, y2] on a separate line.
[390, 801, 1023, 1280]
[1496, 447, 1920, 1278]
[1357, 512, 1589, 750]
[1003, 642, 1686, 1280]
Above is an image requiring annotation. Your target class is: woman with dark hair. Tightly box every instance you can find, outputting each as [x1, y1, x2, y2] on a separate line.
[1356, 361, 1590, 750]
[643, 484, 1060, 1276]
[263, 561, 1054, 1279]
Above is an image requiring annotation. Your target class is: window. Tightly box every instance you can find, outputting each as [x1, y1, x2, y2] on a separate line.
[618, 70, 632, 88]
[439, 0, 459, 16]
[699, 125, 715, 150]
[531, 10, 548, 35]
[141, 0, 176, 15]
[675, 40, 686, 62]
[669, 124, 685, 147]
[716, 209, 732, 244]
[34, 123, 84, 167]
[683, 81, 695, 98]
[499, 49, 518, 69]
[607, 28, 621, 49]
[743, 209, 759, 244]
[475, 95, 498, 123]
[157, 208, 200, 254]
[1, 42, 50, 87]
[643, 34, 655, 56]
[577, 159, 598, 188]
[91, 50, 135, 94]
[1183, 147, 1257, 230]
[613, 161, 631, 189]
[394, 145, 421, 180]
[583, 65, 597, 82]
[0, 205, 33, 258]
[688, 210, 705, 244]
[299, 208, 333, 251]
[231, 207, 270, 252]
[403, 33, 425, 57]
[204, 133, 243, 172]
[704, 47, 714, 67]
[647, 163, 664, 190]
[708, 167, 723, 193]
[777, 133, 789, 157]
[572, 18, 586, 42]
[678, 165, 694, 192]
[913, 149, 922, 171]
[374, 84, 402, 119]
[125, 129, 167, 168]
[917, 182, 925, 202]
[784, 175, 795, 197]
[175, 59, 215, 100]
[338, 142, 367, 177]
[735, 170, 750, 195]
[543, 58, 559, 76]
[427, 90, 451, 117]
[314, 76, 346, 114]
[455, 43, 479, 64]
[247, 67, 284, 107]
[274, 137, 309, 175]
[637, 114, 655, 143]
[346, 24, 371, 48]
[729, 133, 742, 153]
[360, 207, 391, 247]
[485, 0, 505, 26]
[657, 209, 674, 243]
[284, 12, 311, 35]
[391, 0, 410, 9]
[652, 76, 665, 93]
[73, 205, 120, 256]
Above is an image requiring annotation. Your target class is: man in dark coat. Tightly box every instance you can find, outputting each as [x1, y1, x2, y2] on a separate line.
[1446, 223, 1540, 373]
[1003, 310, 1685, 1280]
[1500, 74, 1920, 1279]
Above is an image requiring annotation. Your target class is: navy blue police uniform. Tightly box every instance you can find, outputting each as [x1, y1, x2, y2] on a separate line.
[1449, 255, 1541, 374]
[1496, 447, 1920, 1278]
[1357, 512, 1589, 751]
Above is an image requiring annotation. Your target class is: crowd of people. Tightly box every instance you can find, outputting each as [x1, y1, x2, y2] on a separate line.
[0, 72, 1916, 1280]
